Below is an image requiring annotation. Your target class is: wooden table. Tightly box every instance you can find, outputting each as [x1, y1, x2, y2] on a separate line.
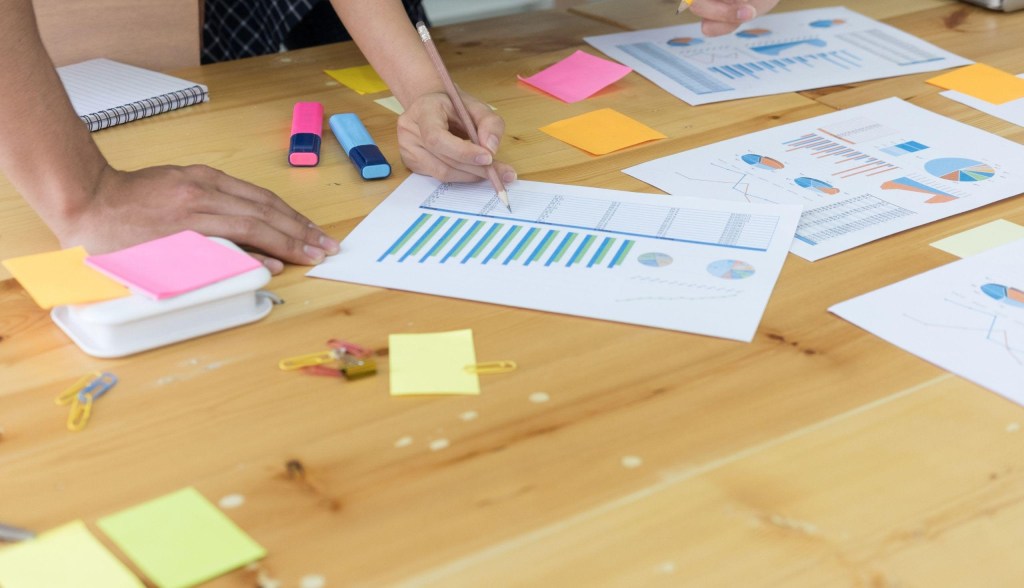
[3, 2, 1024, 585]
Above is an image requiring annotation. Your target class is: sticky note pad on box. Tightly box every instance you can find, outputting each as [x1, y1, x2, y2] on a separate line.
[85, 230, 261, 299]
[0, 520, 143, 588]
[2, 246, 130, 308]
[389, 329, 480, 395]
[540, 108, 666, 155]
[927, 63, 1024, 105]
[518, 50, 632, 103]
[97, 487, 265, 588]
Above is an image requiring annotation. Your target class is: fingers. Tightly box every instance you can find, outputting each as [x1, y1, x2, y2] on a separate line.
[690, 0, 758, 36]
[246, 252, 285, 275]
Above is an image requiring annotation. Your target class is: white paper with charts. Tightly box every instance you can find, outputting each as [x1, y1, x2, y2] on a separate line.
[307, 175, 801, 341]
[625, 98, 1024, 261]
[584, 6, 970, 105]
[830, 239, 1024, 403]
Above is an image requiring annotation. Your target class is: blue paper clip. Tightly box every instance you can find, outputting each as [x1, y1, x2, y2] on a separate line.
[64, 372, 118, 432]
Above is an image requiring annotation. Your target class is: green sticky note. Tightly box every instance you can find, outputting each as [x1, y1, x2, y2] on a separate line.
[0, 520, 143, 588]
[97, 487, 266, 588]
[324, 65, 389, 94]
[389, 329, 481, 395]
[931, 219, 1024, 258]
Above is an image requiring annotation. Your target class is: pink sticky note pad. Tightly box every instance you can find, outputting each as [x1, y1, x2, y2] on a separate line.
[85, 231, 262, 300]
[518, 50, 632, 103]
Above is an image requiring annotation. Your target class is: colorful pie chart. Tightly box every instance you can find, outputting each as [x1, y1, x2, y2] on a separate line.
[795, 177, 840, 195]
[737, 28, 772, 38]
[707, 260, 755, 280]
[638, 252, 673, 267]
[667, 37, 703, 47]
[741, 153, 785, 170]
[810, 19, 846, 28]
[924, 158, 995, 182]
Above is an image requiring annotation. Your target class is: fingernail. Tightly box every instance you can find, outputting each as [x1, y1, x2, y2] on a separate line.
[737, 5, 757, 20]
[304, 245, 326, 263]
[262, 258, 284, 274]
[502, 171, 517, 184]
[319, 234, 340, 254]
[474, 153, 493, 165]
[486, 136, 500, 153]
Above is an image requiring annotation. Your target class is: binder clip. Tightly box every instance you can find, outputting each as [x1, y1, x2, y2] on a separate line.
[55, 372, 118, 431]
[279, 339, 377, 380]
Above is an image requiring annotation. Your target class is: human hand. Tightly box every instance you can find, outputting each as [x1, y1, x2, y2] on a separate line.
[53, 164, 338, 274]
[396, 90, 517, 185]
[688, 0, 782, 37]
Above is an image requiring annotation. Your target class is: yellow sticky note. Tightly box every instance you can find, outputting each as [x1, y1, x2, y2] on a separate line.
[931, 219, 1024, 258]
[0, 520, 143, 588]
[389, 329, 480, 395]
[539, 108, 666, 155]
[2, 246, 130, 309]
[325, 65, 389, 95]
[927, 63, 1024, 105]
[98, 487, 266, 588]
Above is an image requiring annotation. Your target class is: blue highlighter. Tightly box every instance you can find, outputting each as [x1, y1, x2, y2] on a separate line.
[329, 113, 392, 180]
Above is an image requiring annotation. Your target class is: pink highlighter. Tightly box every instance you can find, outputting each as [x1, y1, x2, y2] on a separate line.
[288, 102, 323, 166]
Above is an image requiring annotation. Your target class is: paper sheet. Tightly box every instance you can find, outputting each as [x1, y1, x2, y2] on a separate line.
[375, 96, 405, 114]
[518, 50, 632, 103]
[325, 65, 389, 94]
[85, 231, 261, 299]
[941, 73, 1024, 127]
[625, 98, 1024, 261]
[931, 220, 1024, 258]
[539, 108, 666, 155]
[2, 246, 130, 308]
[307, 175, 801, 342]
[831, 239, 1024, 403]
[584, 6, 970, 105]
[927, 63, 1024, 105]
[389, 329, 481, 395]
[0, 520, 143, 588]
[97, 487, 265, 588]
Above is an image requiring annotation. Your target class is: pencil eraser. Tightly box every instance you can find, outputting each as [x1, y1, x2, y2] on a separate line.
[289, 102, 323, 167]
[329, 113, 391, 180]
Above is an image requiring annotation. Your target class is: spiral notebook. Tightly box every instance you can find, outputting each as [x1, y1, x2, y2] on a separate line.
[57, 58, 209, 132]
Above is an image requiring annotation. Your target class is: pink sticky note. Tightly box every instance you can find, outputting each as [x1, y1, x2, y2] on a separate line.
[85, 231, 261, 299]
[518, 50, 632, 103]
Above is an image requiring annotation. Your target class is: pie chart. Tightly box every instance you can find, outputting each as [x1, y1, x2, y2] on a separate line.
[924, 158, 995, 182]
[795, 177, 840, 195]
[667, 37, 703, 47]
[741, 153, 785, 170]
[737, 28, 772, 38]
[810, 19, 846, 28]
[638, 252, 673, 267]
[707, 259, 755, 280]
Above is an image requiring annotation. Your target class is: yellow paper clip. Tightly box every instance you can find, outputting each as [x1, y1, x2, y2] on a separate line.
[464, 360, 518, 374]
[278, 349, 345, 371]
[63, 372, 117, 432]
[55, 372, 102, 405]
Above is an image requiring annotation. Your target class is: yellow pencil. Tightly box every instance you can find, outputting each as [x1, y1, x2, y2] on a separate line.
[676, 0, 694, 14]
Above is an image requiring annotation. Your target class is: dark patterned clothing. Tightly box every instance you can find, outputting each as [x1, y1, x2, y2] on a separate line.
[202, 0, 428, 63]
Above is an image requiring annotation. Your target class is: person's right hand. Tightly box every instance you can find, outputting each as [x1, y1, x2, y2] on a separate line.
[688, 0, 782, 37]
[52, 164, 339, 274]
[396, 90, 517, 185]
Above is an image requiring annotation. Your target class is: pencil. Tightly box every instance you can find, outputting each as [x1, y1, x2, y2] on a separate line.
[676, 0, 693, 14]
[415, 21, 511, 212]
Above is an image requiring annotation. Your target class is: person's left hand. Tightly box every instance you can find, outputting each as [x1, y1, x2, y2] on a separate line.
[396, 90, 517, 185]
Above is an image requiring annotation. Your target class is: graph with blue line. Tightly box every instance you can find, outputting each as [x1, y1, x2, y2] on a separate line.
[379, 213, 636, 270]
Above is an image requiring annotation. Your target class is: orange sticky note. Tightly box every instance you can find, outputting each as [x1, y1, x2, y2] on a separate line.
[539, 108, 666, 155]
[927, 64, 1024, 105]
[2, 247, 130, 309]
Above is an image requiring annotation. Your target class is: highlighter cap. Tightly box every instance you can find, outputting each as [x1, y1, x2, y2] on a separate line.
[289, 133, 321, 166]
[350, 145, 391, 180]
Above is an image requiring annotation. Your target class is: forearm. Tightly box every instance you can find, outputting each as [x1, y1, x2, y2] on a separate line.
[0, 0, 109, 229]
[328, 0, 443, 107]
